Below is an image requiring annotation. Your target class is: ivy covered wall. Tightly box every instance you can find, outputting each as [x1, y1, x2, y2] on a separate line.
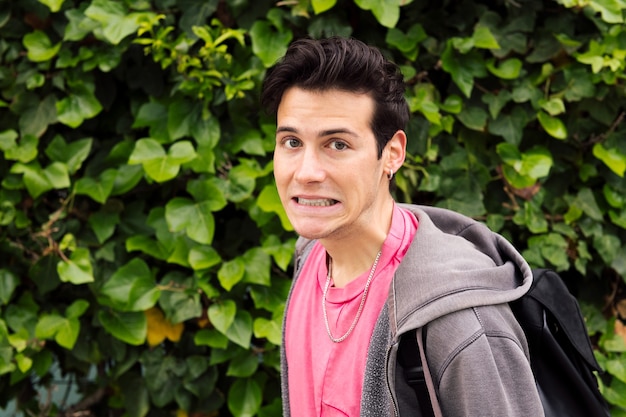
[1, 0, 626, 415]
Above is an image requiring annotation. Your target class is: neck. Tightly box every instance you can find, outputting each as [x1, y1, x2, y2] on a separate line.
[322, 200, 394, 288]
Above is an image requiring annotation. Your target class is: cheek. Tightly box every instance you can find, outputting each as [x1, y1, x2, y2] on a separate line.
[273, 159, 290, 191]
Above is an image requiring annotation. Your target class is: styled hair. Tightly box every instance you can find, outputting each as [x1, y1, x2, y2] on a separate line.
[261, 37, 410, 158]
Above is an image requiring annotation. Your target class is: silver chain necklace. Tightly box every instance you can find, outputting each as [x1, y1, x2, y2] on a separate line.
[322, 250, 382, 343]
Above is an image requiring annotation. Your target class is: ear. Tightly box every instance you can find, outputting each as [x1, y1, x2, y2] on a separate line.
[384, 130, 407, 174]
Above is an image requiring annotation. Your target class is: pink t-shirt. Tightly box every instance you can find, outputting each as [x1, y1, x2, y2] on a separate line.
[285, 204, 418, 416]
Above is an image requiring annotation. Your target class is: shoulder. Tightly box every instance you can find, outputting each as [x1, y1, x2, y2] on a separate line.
[421, 305, 542, 416]
[424, 304, 529, 381]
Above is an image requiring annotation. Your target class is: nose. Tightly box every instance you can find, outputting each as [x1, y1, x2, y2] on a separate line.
[294, 148, 326, 183]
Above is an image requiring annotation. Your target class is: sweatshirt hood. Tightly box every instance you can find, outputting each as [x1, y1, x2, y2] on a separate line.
[389, 204, 533, 339]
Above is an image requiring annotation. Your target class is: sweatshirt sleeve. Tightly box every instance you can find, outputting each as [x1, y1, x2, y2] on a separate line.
[428, 305, 544, 417]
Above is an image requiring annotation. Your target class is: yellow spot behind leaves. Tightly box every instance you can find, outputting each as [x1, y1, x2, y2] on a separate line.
[145, 307, 184, 347]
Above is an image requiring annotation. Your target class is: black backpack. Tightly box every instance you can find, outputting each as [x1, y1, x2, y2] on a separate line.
[399, 268, 611, 417]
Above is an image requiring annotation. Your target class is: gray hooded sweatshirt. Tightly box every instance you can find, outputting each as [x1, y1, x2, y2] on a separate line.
[281, 204, 544, 417]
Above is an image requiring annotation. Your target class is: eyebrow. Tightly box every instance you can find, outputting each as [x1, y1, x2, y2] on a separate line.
[275, 126, 358, 137]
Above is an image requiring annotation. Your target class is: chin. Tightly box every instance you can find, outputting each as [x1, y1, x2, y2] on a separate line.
[292, 225, 332, 240]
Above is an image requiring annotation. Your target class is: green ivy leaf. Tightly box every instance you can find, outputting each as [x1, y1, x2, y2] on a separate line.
[98, 310, 146, 345]
[45, 136, 93, 174]
[23, 31, 61, 62]
[228, 377, 262, 417]
[593, 233, 621, 266]
[486, 58, 522, 79]
[188, 245, 221, 270]
[0, 269, 19, 305]
[54, 317, 80, 349]
[250, 20, 293, 68]
[221, 164, 257, 202]
[386, 24, 426, 60]
[457, 106, 488, 131]
[132, 102, 169, 142]
[250, 279, 290, 313]
[111, 165, 144, 196]
[527, 233, 569, 270]
[1, 134, 38, 163]
[473, 25, 500, 49]
[75, 169, 117, 204]
[253, 317, 282, 345]
[159, 274, 202, 324]
[118, 373, 150, 417]
[126, 235, 168, 260]
[187, 178, 227, 212]
[66, 299, 89, 319]
[497, 144, 552, 188]
[481, 90, 511, 121]
[194, 328, 229, 349]
[218, 258, 245, 291]
[208, 300, 236, 335]
[242, 248, 271, 286]
[88, 209, 120, 244]
[190, 112, 220, 149]
[227, 352, 259, 377]
[488, 107, 527, 145]
[34, 308, 83, 350]
[85, 0, 153, 45]
[57, 248, 94, 284]
[262, 235, 295, 271]
[593, 143, 626, 177]
[257, 185, 292, 231]
[165, 197, 215, 244]
[355, 0, 400, 28]
[19, 94, 57, 138]
[99, 258, 160, 312]
[15, 353, 32, 373]
[438, 95, 462, 115]
[35, 314, 66, 339]
[0, 201, 15, 226]
[604, 184, 625, 208]
[64, 9, 100, 42]
[539, 97, 566, 116]
[128, 138, 165, 163]
[609, 209, 626, 230]
[0, 129, 18, 152]
[441, 43, 474, 98]
[521, 147, 553, 179]
[588, 0, 624, 23]
[129, 139, 197, 182]
[225, 310, 252, 348]
[537, 111, 568, 139]
[311, 0, 337, 14]
[167, 100, 193, 141]
[522, 201, 549, 234]
[56, 83, 103, 128]
[11, 162, 70, 198]
[576, 188, 604, 221]
[39, 0, 65, 12]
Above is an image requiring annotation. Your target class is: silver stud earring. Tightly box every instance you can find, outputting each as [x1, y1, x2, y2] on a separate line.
[388, 169, 394, 180]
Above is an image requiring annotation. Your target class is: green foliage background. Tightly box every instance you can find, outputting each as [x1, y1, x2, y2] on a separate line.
[1, 0, 626, 415]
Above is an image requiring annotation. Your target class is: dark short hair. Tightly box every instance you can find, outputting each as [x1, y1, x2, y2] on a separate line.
[261, 37, 410, 158]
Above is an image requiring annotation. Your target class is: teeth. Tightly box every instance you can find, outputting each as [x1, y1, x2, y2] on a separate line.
[297, 198, 336, 207]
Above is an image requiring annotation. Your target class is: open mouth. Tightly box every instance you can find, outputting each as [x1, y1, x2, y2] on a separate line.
[295, 197, 339, 207]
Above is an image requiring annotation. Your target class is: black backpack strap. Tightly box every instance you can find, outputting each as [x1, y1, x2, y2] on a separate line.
[399, 328, 443, 417]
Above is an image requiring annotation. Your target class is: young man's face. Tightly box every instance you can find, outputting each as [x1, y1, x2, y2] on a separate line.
[273, 87, 398, 242]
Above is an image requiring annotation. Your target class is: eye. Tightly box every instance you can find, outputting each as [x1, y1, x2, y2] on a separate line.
[281, 137, 302, 149]
[330, 140, 348, 151]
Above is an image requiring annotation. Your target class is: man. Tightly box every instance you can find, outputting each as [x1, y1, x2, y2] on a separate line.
[261, 37, 544, 417]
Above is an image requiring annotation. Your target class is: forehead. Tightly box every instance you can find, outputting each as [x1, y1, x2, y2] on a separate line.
[276, 87, 375, 130]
